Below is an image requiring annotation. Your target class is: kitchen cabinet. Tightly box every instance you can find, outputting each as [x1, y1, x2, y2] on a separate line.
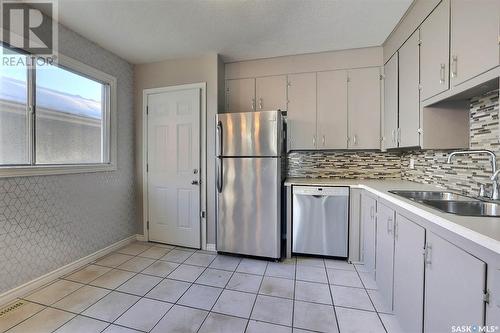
[226, 78, 255, 112]
[398, 30, 420, 148]
[255, 75, 288, 111]
[424, 232, 486, 333]
[287, 73, 317, 150]
[383, 54, 398, 150]
[348, 67, 381, 149]
[317, 70, 348, 149]
[361, 192, 377, 273]
[450, 0, 500, 87]
[393, 214, 425, 333]
[419, 0, 450, 101]
[375, 203, 395, 310]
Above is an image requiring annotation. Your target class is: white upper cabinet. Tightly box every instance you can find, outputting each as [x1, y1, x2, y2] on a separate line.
[287, 73, 317, 150]
[383, 53, 399, 150]
[348, 67, 381, 150]
[450, 0, 500, 86]
[424, 232, 486, 333]
[398, 30, 420, 148]
[317, 70, 348, 149]
[255, 75, 288, 111]
[226, 78, 255, 112]
[420, 0, 450, 101]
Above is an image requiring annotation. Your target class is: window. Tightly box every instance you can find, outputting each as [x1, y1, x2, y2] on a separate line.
[0, 44, 116, 176]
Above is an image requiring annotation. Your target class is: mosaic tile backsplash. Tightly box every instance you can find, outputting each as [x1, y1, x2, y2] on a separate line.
[401, 90, 500, 196]
[287, 89, 500, 199]
[286, 151, 402, 179]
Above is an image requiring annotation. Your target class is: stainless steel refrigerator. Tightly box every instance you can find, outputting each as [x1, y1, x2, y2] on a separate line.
[216, 110, 284, 259]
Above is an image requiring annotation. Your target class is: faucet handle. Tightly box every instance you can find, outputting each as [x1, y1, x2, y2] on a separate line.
[479, 184, 486, 197]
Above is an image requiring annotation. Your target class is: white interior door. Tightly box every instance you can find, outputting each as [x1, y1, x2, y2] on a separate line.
[147, 88, 201, 248]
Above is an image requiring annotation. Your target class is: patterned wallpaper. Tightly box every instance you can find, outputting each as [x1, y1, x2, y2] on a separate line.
[0, 25, 136, 293]
[287, 151, 401, 179]
[402, 90, 499, 196]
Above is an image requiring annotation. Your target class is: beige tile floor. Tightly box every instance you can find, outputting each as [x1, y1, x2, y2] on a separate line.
[0, 241, 404, 333]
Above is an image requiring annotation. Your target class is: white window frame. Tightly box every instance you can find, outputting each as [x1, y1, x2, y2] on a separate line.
[0, 53, 118, 178]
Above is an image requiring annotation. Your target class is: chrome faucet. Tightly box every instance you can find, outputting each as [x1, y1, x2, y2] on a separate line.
[447, 150, 499, 200]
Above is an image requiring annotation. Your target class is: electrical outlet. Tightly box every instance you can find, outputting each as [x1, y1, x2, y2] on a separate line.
[409, 158, 415, 170]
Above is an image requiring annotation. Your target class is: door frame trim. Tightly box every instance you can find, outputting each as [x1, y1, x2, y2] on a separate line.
[142, 82, 207, 250]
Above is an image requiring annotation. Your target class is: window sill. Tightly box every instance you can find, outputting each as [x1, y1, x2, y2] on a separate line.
[0, 163, 117, 178]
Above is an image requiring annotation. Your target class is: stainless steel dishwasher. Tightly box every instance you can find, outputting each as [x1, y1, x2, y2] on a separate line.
[292, 186, 349, 257]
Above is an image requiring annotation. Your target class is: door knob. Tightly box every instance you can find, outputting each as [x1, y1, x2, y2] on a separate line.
[191, 180, 199, 185]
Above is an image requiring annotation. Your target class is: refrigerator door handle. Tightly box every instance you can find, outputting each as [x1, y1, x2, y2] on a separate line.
[216, 157, 223, 193]
[216, 121, 223, 157]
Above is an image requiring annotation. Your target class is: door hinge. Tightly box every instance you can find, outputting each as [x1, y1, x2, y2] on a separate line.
[483, 291, 490, 304]
[146, 106, 149, 115]
[200, 211, 206, 218]
[418, 40, 422, 46]
[418, 84, 423, 91]
[347, 77, 351, 83]
[380, 74, 385, 80]
[146, 163, 149, 172]
[147, 221, 150, 230]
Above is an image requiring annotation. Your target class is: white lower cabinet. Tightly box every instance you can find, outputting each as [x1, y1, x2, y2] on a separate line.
[375, 203, 395, 310]
[424, 232, 486, 333]
[361, 193, 377, 273]
[393, 214, 425, 333]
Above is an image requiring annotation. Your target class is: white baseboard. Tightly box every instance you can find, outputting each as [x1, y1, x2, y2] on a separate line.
[136, 234, 147, 242]
[206, 243, 216, 252]
[0, 234, 138, 307]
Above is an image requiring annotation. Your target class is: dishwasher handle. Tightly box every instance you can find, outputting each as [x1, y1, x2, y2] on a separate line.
[293, 186, 349, 197]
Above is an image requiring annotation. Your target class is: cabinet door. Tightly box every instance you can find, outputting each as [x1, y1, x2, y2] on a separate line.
[383, 54, 399, 150]
[317, 70, 348, 149]
[375, 203, 395, 310]
[287, 73, 317, 150]
[450, 0, 500, 86]
[361, 193, 377, 273]
[420, 0, 450, 101]
[226, 78, 255, 112]
[424, 232, 486, 333]
[256, 75, 288, 111]
[398, 30, 420, 148]
[393, 214, 425, 333]
[348, 67, 381, 149]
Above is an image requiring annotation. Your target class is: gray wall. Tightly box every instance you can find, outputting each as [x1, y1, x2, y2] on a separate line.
[0, 24, 136, 293]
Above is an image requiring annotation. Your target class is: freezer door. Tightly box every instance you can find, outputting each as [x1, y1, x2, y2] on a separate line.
[217, 157, 280, 258]
[216, 111, 282, 157]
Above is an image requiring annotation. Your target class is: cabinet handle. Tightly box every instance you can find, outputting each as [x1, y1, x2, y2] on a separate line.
[258, 98, 263, 110]
[439, 64, 445, 84]
[312, 136, 316, 147]
[322, 135, 325, 146]
[387, 217, 393, 234]
[397, 128, 401, 145]
[425, 244, 432, 266]
[391, 130, 396, 145]
[394, 220, 398, 240]
[370, 206, 374, 219]
[251, 98, 255, 111]
[451, 56, 458, 78]
[353, 135, 357, 145]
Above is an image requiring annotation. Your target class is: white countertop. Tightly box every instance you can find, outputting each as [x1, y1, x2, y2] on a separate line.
[285, 177, 500, 255]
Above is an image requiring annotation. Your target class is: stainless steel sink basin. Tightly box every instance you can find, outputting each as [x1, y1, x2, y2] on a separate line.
[421, 200, 500, 217]
[389, 190, 477, 202]
[389, 190, 500, 217]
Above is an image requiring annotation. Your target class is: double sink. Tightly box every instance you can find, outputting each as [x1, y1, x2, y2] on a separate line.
[389, 190, 500, 217]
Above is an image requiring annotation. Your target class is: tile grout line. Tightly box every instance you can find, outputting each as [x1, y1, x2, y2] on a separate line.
[323, 258, 342, 333]
[242, 259, 269, 332]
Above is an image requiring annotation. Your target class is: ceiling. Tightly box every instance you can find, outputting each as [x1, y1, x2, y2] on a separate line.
[53, 0, 413, 64]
